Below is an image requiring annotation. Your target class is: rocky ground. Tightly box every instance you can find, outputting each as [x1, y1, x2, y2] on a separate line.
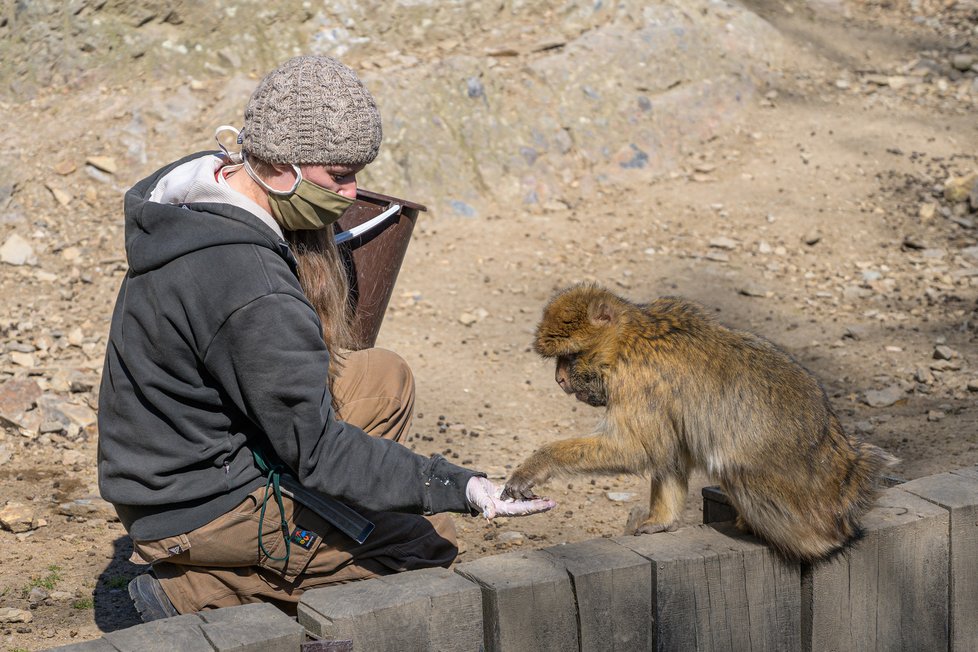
[1, 0, 977, 649]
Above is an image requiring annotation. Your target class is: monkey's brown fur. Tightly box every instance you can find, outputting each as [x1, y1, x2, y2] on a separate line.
[502, 283, 897, 561]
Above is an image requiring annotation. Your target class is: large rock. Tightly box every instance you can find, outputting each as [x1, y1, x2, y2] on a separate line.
[0, 233, 36, 266]
[0, 501, 37, 533]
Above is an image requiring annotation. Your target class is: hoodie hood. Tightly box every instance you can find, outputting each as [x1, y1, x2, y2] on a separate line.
[124, 152, 286, 274]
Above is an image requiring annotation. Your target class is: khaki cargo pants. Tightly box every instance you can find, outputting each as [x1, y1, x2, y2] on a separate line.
[130, 348, 458, 615]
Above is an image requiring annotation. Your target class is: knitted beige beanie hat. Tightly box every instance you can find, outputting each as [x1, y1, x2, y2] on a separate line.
[242, 55, 382, 167]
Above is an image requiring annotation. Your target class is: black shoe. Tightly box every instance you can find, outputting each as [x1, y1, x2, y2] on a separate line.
[128, 573, 179, 622]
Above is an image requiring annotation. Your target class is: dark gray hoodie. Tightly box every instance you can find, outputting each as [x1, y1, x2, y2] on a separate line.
[98, 153, 478, 541]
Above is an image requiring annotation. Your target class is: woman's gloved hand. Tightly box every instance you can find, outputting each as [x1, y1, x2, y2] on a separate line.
[465, 476, 556, 520]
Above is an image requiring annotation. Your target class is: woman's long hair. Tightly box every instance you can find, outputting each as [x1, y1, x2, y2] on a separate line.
[250, 157, 356, 406]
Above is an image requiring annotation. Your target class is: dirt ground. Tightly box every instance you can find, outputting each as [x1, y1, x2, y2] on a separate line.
[1, 1, 977, 650]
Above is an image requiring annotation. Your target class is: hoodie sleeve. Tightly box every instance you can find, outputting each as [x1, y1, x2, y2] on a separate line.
[202, 291, 481, 515]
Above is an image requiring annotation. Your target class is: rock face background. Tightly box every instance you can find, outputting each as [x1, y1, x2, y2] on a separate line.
[1, 0, 788, 213]
[1, 0, 977, 648]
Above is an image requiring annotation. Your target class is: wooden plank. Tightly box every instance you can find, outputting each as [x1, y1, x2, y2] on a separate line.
[297, 567, 482, 652]
[616, 524, 800, 651]
[198, 602, 306, 651]
[543, 537, 653, 650]
[102, 614, 213, 652]
[701, 486, 737, 524]
[900, 468, 978, 652]
[801, 486, 949, 652]
[454, 549, 578, 652]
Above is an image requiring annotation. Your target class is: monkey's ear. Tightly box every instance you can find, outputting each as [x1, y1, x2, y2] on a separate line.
[588, 298, 616, 326]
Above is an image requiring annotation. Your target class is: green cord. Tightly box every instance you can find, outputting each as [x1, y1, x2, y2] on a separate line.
[255, 454, 291, 563]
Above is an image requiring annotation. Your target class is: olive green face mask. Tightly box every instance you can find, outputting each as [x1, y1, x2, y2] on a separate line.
[243, 153, 355, 231]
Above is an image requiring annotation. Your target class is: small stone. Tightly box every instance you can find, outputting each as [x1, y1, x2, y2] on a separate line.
[39, 421, 65, 434]
[605, 491, 636, 502]
[842, 325, 867, 340]
[45, 183, 72, 207]
[930, 359, 962, 372]
[834, 79, 850, 89]
[967, 379, 978, 392]
[758, 241, 772, 254]
[9, 351, 35, 368]
[37, 395, 97, 428]
[709, 236, 738, 250]
[458, 312, 477, 326]
[737, 283, 768, 297]
[933, 344, 959, 360]
[951, 54, 975, 72]
[902, 235, 926, 250]
[28, 587, 49, 605]
[86, 156, 118, 175]
[53, 160, 77, 175]
[915, 367, 935, 384]
[944, 172, 978, 204]
[862, 385, 904, 408]
[705, 251, 729, 263]
[802, 232, 822, 246]
[0, 502, 36, 533]
[497, 532, 525, 545]
[0, 607, 33, 623]
[58, 497, 117, 520]
[927, 410, 945, 422]
[0, 233, 37, 266]
[67, 327, 85, 346]
[49, 591, 74, 601]
[887, 76, 908, 90]
[918, 203, 937, 221]
[861, 270, 882, 282]
[62, 247, 81, 261]
[0, 378, 43, 421]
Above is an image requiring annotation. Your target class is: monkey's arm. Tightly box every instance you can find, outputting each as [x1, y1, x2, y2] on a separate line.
[502, 435, 649, 500]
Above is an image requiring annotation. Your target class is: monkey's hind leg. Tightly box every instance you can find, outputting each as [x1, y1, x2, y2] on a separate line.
[634, 472, 688, 535]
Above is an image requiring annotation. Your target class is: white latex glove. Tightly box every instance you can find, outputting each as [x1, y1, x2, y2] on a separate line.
[465, 476, 556, 520]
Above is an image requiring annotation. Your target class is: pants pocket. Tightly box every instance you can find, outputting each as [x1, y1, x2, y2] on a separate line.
[257, 504, 326, 583]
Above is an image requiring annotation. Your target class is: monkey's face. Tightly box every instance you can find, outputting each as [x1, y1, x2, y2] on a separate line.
[555, 355, 608, 407]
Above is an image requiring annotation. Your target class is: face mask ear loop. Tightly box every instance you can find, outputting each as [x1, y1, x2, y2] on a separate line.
[214, 125, 244, 164]
[241, 150, 302, 196]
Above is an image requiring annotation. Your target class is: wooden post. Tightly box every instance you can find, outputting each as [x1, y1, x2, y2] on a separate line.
[543, 537, 653, 650]
[454, 549, 579, 652]
[198, 602, 307, 651]
[801, 486, 949, 651]
[297, 567, 483, 652]
[617, 523, 801, 651]
[899, 466, 978, 652]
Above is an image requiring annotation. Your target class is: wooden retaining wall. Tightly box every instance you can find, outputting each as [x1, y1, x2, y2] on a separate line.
[50, 465, 978, 651]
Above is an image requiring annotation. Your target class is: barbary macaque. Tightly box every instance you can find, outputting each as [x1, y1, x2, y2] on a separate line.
[502, 283, 896, 561]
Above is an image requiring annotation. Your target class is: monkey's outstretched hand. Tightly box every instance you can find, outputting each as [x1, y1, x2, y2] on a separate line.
[465, 477, 556, 521]
[500, 462, 551, 502]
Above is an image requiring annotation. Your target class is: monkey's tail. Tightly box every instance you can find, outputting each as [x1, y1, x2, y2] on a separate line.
[747, 440, 898, 563]
[833, 440, 899, 537]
